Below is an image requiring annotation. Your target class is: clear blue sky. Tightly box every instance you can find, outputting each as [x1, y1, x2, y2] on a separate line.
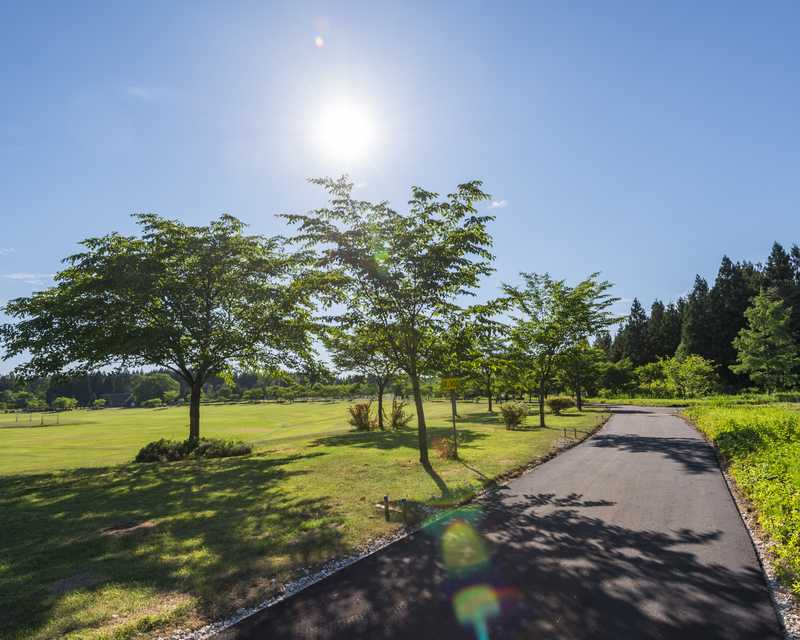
[1, 1, 799, 370]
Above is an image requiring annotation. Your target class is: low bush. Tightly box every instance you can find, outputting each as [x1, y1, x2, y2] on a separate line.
[389, 399, 413, 430]
[432, 435, 459, 460]
[546, 396, 575, 415]
[141, 398, 163, 408]
[500, 402, 527, 429]
[135, 437, 252, 463]
[348, 402, 375, 431]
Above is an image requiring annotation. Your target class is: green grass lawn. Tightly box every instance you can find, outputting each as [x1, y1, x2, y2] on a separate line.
[0, 400, 607, 640]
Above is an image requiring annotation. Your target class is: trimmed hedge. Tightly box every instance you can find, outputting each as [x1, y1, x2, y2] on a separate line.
[135, 437, 252, 463]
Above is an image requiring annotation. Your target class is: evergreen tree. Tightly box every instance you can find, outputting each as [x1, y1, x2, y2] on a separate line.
[594, 331, 612, 358]
[731, 290, 798, 392]
[763, 242, 800, 345]
[678, 276, 713, 360]
[619, 298, 650, 365]
[708, 256, 758, 385]
[661, 301, 683, 357]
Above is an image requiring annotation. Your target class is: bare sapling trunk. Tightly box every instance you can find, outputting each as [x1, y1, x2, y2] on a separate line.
[538, 378, 546, 428]
[575, 375, 583, 411]
[189, 380, 202, 441]
[377, 380, 386, 430]
[487, 369, 493, 412]
[450, 391, 459, 459]
[411, 373, 430, 466]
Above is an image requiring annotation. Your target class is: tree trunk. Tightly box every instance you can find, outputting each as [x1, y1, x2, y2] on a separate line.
[410, 373, 429, 466]
[377, 381, 385, 430]
[189, 380, 202, 441]
[487, 370, 493, 412]
[538, 379, 546, 428]
[575, 379, 583, 411]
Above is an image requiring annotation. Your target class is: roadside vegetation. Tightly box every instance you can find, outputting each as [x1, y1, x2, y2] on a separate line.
[686, 403, 800, 597]
[0, 400, 606, 640]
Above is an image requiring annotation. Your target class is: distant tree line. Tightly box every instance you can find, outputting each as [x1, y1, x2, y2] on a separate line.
[604, 242, 800, 392]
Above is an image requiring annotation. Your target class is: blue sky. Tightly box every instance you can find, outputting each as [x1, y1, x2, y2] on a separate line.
[1, 1, 799, 370]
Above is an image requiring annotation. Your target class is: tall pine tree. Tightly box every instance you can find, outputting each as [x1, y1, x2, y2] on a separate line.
[678, 276, 713, 360]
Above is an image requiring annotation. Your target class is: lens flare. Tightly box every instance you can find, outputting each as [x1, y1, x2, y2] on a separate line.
[441, 520, 490, 577]
[453, 584, 501, 640]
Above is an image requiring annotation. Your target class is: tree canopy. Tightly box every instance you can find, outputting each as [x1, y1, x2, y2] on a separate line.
[1, 213, 320, 439]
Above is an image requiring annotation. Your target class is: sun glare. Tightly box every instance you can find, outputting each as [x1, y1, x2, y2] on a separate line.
[312, 100, 375, 164]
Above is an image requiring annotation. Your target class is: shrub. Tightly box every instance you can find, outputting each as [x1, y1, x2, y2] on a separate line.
[546, 396, 575, 415]
[135, 437, 252, 463]
[389, 399, 413, 430]
[51, 396, 78, 411]
[93, 398, 107, 409]
[163, 390, 180, 404]
[348, 402, 375, 431]
[432, 435, 459, 460]
[141, 398, 163, 408]
[500, 402, 527, 429]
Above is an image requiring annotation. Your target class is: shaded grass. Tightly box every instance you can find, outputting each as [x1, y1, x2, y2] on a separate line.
[685, 403, 800, 597]
[0, 400, 607, 639]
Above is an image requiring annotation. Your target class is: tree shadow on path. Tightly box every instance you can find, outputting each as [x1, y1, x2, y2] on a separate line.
[219, 485, 781, 640]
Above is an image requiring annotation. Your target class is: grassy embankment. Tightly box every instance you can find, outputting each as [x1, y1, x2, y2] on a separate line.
[0, 400, 607, 640]
[685, 403, 800, 597]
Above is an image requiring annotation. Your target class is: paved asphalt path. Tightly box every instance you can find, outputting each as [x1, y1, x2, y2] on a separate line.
[216, 406, 782, 640]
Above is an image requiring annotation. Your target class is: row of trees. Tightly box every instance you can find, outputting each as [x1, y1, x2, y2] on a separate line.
[607, 243, 800, 391]
[0, 178, 620, 468]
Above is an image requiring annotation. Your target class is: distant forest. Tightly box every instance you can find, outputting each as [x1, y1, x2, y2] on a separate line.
[602, 241, 800, 388]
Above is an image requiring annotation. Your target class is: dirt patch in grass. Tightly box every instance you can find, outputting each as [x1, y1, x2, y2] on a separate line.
[100, 519, 159, 537]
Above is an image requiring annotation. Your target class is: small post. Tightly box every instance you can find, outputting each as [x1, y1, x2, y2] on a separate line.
[401, 499, 408, 526]
[383, 495, 390, 522]
[563, 427, 566, 438]
[573, 427, 577, 439]
[40, 414, 44, 426]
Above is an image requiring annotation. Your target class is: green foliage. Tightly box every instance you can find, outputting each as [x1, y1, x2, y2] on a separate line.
[51, 396, 78, 411]
[141, 398, 163, 408]
[732, 290, 798, 392]
[285, 177, 496, 465]
[347, 401, 375, 431]
[546, 396, 575, 415]
[92, 398, 107, 409]
[499, 402, 527, 429]
[163, 390, 180, 404]
[131, 373, 180, 404]
[1, 213, 319, 441]
[503, 272, 619, 427]
[389, 398, 413, 430]
[665, 354, 718, 398]
[134, 437, 252, 463]
[686, 404, 800, 595]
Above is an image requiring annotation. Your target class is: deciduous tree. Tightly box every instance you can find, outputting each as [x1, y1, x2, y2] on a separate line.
[1, 214, 318, 440]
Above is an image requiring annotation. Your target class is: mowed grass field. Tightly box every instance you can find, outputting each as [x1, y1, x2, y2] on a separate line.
[0, 400, 608, 640]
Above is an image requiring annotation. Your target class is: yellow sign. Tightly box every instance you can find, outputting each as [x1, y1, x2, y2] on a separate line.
[440, 377, 461, 392]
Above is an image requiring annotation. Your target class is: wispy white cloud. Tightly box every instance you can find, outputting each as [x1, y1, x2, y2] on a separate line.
[2, 272, 54, 286]
[488, 199, 508, 209]
[124, 84, 156, 101]
[0, 248, 14, 256]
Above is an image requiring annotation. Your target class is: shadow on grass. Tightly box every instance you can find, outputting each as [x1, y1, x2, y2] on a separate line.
[0, 450, 343, 640]
[310, 426, 489, 452]
[222, 487, 781, 640]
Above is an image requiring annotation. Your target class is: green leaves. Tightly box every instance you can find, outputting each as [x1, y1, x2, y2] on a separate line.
[731, 290, 799, 392]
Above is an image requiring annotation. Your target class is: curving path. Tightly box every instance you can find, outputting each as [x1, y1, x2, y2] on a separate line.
[215, 406, 783, 640]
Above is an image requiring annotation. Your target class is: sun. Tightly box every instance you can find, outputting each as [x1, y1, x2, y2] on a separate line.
[312, 100, 375, 164]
